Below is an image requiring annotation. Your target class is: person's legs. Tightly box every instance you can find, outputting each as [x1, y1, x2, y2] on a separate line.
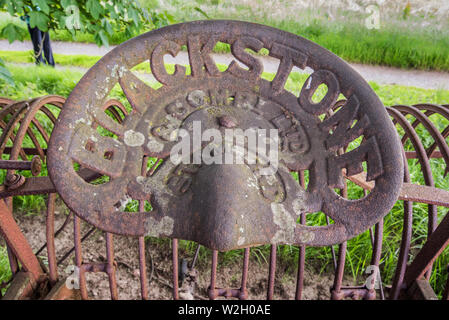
[42, 31, 55, 67]
[27, 25, 45, 65]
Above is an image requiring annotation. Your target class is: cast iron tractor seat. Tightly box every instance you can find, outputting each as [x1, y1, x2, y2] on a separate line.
[46, 20, 403, 298]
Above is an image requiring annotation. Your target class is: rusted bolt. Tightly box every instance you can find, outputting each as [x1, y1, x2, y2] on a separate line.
[207, 287, 217, 300]
[330, 289, 344, 300]
[0, 156, 42, 176]
[365, 289, 377, 300]
[30, 156, 42, 176]
[5, 173, 26, 190]
[218, 115, 238, 128]
[239, 288, 248, 300]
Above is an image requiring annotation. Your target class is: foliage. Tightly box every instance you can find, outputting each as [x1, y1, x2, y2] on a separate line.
[0, 0, 172, 47]
[0, 57, 13, 85]
[0, 245, 12, 296]
[158, 0, 449, 72]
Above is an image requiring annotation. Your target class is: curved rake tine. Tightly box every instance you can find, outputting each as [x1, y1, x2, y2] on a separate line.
[57, 224, 96, 266]
[138, 156, 149, 300]
[74, 216, 88, 299]
[138, 236, 149, 300]
[388, 107, 438, 280]
[172, 238, 179, 300]
[36, 211, 73, 256]
[105, 232, 118, 300]
[295, 170, 307, 300]
[267, 245, 276, 300]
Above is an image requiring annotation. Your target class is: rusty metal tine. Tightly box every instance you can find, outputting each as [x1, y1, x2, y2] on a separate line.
[23, 126, 46, 161]
[443, 266, 449, 300]
[0, 125, 28, 161]
[29, 117, 50, 145]
[137, 156, 149, 300]
[138, 236, 149, 300]
[295, 169, 306, 300]
[425, 210, 438, 280]
[105, 106, 124, 124]
[6, 245, 19, 276]
[326, 215, 338, 271]
[240, 247, 250, 300]
[394, 106, 440, 279]
[295, 244, 306, 300]
[36, 211, 73, 256]
[388, 107, 437, 283]
[102, 99, 128, 125]
[331, 181, 349, 299]
[172, 238, 179, 300]
[37, 104, 58, 125]
[404, 212, 449, 287]
[46, 193, 58, 286]
[4, 198, 18, 276]
[74, 215, 88, 299]
[390, 197, 413, 300]
[105, 232, 118, 300]
[7, 98, 62, 164]
[387, 107, 434, 186]
[0, 199, 43, 281]
[371, 220, 385, 300]
[412, 104, 449, 164]
[209, 250, 218, 300]
[0, 103, 28, 157]
[331, 241, 347, 300]
[390, 150, 413, 300]
[267, 245, 276, 300]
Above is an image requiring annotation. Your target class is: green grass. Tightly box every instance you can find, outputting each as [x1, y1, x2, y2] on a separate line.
[0, 245, 12, 296]
[2, 3, 449, 72]
[0, 50, 101, 69]
[158, 0, 449, 72]
[1, 62, 449, 297]
[216, 19, 449, 71]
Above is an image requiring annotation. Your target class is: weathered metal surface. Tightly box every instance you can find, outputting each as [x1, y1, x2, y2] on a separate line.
[1, 271, 37, 300]
[47, 20, 403, 251]
[386, 104, 449, 300]
[407, 280, 439, 300]
[0, 200, 43, 281]
[0, 95, 128, 300]
[346, 172, 449, 207]
[44, 278, 81, 300]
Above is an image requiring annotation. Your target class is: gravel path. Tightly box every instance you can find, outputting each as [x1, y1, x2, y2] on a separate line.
[2, 39, 449, 90]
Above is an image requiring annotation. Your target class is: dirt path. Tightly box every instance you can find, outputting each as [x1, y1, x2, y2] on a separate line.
[2, 39, 449, 90]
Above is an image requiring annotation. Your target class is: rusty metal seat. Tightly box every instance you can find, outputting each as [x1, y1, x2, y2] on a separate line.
[47, 20, 403, 249]
[39, 20, 405, 299]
